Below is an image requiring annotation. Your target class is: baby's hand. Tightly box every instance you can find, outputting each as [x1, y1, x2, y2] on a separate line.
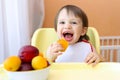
[85, 52, 101, 66]
[46, 38, 68, 62]
[85, 46, 105, 66]
[46, 42, 64, 62]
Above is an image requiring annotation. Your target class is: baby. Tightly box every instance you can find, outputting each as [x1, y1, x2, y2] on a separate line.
[46, 5, 105, 66]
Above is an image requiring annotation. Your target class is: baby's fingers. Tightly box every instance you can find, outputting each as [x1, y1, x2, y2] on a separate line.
[85, 52, 94, 63]
[87, 56, 97, 64]
[92, 58, 100, 67]
[51, 42, 64, 53]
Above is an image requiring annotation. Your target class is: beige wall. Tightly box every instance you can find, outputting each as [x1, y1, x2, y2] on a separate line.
[43, 0, 120, 36]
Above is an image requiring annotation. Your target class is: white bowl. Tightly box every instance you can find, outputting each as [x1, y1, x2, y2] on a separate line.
[6, 66, 50, 80]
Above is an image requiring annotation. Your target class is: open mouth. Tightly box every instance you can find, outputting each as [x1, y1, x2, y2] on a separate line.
[63, 32, 73, 41]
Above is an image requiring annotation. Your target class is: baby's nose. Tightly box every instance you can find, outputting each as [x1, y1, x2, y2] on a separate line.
[64, 23, 72, 29]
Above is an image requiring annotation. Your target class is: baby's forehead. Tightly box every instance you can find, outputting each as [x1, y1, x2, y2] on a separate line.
[59, 8, 80, 18]
[57, 9, 82, 22]
[60, 8, 82, 18]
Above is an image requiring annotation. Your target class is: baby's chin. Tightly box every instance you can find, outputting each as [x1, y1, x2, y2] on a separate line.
[69, 40, 80, 45]
[68, 41, 74, 45]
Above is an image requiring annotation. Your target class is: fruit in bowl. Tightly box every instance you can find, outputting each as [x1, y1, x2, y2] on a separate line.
[3, 45, 50, 80]
[3, 56, 22, 71]
[18, 45, 39, 63]
[18, 63, 34, 71]
[32, 56, 48, 70]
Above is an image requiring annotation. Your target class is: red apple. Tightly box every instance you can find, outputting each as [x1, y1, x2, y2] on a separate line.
[18, 63, 33, 71]
[18, 45, 39, 63]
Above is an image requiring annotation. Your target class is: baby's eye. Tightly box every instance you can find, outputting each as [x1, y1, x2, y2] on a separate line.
[71, 21, 77, 24]
[59, 21, 65, 24]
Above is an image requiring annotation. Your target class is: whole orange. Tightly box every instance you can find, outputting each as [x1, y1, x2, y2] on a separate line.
[3, 56, 21, 71]
[31, 56, 48, 70]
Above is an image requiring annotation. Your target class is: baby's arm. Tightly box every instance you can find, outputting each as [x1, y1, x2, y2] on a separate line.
[85, 45, 106, 66]
[46, 42, 64, 62]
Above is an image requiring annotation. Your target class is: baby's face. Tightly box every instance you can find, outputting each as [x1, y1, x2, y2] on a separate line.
[56, 8, 87, 45]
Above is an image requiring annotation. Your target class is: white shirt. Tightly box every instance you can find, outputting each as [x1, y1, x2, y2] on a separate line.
[55, 41, 92, 62]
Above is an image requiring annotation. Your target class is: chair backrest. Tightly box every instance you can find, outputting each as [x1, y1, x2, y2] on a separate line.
[31, 28, 59, 56]
[87, 27, 100, 54]
[31, 27, 100, 57]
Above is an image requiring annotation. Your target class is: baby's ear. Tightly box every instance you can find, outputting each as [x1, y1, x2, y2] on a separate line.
[81, 27, 88, 36]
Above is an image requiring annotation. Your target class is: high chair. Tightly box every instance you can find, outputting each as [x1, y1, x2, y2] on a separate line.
[31, 27, 100, 57]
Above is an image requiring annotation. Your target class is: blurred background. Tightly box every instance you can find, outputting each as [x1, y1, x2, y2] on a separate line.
[0, 0, 120, 63]
[44, 0, 120, 36]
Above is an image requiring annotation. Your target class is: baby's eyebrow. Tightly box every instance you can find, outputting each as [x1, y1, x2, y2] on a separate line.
[58, 19, 65, 21]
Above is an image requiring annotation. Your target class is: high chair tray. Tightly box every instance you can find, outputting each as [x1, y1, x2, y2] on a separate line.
[0, 62, 120, 80]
